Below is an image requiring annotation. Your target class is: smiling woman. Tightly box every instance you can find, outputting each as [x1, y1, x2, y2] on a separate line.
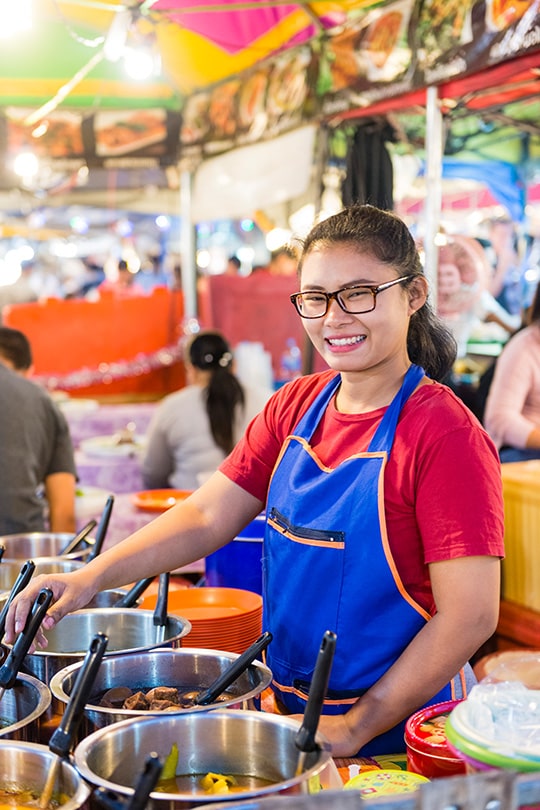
[3, 204, 505, 763]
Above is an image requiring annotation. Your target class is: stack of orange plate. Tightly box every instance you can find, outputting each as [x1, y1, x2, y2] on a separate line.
[141, 587, 263, 655]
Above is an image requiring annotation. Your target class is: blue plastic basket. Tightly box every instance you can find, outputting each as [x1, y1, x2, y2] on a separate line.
[205, 514, 265, 595]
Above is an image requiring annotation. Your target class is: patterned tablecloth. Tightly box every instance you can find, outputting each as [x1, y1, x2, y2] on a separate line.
[75, 449, 145, 494]
[62, 401, 158, 449]
[76, 491, 205, 574]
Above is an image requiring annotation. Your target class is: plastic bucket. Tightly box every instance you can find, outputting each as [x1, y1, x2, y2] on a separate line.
[205, 515, 265, 595]
[405, 700, 466, 779]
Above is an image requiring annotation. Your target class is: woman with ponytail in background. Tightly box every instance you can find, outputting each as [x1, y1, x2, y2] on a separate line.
[142, 331, 272, 491]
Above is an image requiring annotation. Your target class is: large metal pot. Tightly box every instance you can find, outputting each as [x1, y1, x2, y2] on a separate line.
[74, 710, 331, 810]
[50, 647, 272, 738]
[0, 560, 84, 594]
[0, 588, 142, 618]
[0, 672, 51, 742]
[0, 739, 90, 809]
[0, 532, 94, 563]
[21, 608, 191, 687]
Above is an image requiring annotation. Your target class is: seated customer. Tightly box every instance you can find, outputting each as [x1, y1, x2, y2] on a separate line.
[484, 283, 540, 462]
[142, 331, 272, 491]
[0, 327, 77, 533]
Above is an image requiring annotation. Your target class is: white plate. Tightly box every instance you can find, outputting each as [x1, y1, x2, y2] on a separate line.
[59, 398, 100, 414]
[75, 486, 111, 517]
[80, 434, 147, 458]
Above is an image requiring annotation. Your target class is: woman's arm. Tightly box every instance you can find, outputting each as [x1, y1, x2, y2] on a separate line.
[5, 472, 263, 644]
[484, 334, 538, 449]
[316, 555, 501, 756]
[45, 471, 76, 532]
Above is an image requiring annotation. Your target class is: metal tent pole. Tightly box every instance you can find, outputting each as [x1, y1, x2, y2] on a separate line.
[180, 168, 198, 322]
[423, 85, 444, 307]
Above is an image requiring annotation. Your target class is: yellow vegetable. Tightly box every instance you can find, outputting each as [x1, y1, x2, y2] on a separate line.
[200, 773, 238, 794]
[160, 743, 179, 781]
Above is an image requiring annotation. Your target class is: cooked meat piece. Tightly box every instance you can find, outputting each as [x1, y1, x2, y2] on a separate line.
[99, 686, 134, 708]
[145, 686, 180, 704]
[124, 691, 150, 710]
[148, 699, 180, 711]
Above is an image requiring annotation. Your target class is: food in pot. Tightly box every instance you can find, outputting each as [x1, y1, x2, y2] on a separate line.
[0, 787, 68, 809]
[96, 684, 234, 710]
[157, 745, 273, 795]
[156, 773, 274, 796]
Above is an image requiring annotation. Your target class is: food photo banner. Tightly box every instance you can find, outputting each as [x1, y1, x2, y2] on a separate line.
[1, 0, 538, 165]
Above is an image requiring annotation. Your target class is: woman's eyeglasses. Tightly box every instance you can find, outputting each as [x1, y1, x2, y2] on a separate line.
[290, 275, 413, 319]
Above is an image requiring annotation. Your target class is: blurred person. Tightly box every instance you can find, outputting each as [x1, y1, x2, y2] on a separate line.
[142, 331, 273, 491]
[0, 259, 38, 322]
[0, 327, 77, 533]
[98, 259, 145, 297]
[484, 282, 540, 462]
[487, 217, 523, 316]
[225, 255, 241, 276]
[437, 236, 520, 359]
[267, 245, 298, 276]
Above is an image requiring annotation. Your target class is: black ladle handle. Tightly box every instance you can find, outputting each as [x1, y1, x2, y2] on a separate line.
[93, 753, 163, 810]
[0, 560, 36, 642]
[128, 752, 163, 810]
[195, 631, 273, 705]
[49, 632, 109, 758]
[88, 495, 114, 561]
[295, 630, 337, 754]
[0, 587, 53, 689]
[60, 519, 97, 556]
[115, 577, 155, 608]
[153, 573, 169, 627]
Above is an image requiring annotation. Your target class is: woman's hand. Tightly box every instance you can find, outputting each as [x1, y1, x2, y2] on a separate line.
[3, 570, 97, 650]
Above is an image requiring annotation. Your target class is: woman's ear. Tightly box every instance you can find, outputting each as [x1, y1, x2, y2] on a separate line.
[408, 276, 429, 314]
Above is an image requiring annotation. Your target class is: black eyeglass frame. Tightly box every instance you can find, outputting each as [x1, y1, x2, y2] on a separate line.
[290, 275, 414, 319]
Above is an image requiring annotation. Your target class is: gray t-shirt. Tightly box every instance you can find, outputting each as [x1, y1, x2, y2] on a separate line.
[142, 383, 272, 491]
[0, 365, 76, 533]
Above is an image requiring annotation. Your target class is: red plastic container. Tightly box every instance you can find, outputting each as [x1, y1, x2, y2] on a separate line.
[405, 700, 467, 779]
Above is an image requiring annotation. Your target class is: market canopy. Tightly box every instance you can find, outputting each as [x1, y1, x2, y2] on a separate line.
[0, 0, 539, 230]
[1, 0, 538, 169]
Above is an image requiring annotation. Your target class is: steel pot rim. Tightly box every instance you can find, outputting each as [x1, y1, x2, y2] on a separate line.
[0, 672, 51, 738]
[74, 708, 332, 803]
[0, 738, 91, 809]
[0, 532, 94, 563]
[49, 647, 272, 717]
[25, 608, 192, 659]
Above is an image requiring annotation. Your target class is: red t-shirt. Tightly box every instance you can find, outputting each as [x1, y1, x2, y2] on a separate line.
[220, 370, 505, 613]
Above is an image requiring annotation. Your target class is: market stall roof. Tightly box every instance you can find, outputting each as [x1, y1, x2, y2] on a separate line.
[0, 0, 356, 110]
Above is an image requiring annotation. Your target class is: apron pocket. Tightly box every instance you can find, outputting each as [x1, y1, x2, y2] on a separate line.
[268, 507, 345, 548]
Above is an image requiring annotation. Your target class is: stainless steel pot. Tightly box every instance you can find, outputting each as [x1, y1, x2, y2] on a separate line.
[0, 672, 51, 742]
[0, 560, 84, 594]
[21, 608, 191, 687]
[0, 588, 142, 617]
[0, 739, 90, 809]
[74, 710, 331, 810]
[50, 647, 272, 738]
[0, 532, 94, 563]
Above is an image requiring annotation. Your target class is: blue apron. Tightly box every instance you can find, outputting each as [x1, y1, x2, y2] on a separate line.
[263, 364, 471, 756]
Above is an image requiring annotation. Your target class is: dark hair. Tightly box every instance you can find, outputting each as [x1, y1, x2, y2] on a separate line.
[228, 256, 241, 269]
[297, 204, 457, 381]
[189, 332, 245, 454]
[0, 327, 32, 370]
[528, 282, 540, 325]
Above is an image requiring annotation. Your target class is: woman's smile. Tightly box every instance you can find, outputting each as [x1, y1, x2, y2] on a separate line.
[325, 333, 366, 350]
